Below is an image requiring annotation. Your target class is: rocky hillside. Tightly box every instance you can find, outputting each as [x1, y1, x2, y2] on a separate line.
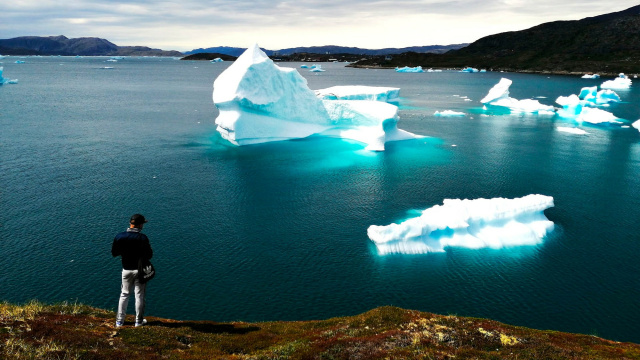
[352, 5, 640, 75]
[0, 35, 182, 57]
[2, 301, 639, 359]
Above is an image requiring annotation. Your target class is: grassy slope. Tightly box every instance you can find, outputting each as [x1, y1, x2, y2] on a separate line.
[2, 301, 640, 359]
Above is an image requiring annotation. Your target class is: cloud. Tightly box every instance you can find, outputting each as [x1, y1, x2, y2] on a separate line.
[0, 0, 638, 51]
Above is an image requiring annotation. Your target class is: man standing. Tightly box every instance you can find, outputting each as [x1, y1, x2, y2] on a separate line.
[112, 214, 153, 328]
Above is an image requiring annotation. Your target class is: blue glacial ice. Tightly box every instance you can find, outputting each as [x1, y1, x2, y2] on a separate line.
[314, 86, 400, 102]
[0, 67, 18, 85]
[601, 73, 632, 89]
[577, 86, 620, 105]
[212, 44, 420, 151]
[581, 74, 600, 79]
[367, 194, 555, 254]
[395, 66, 424, 73]
[461, 67, 479, 73]
[300, 65, 309, 69]
[556, 88, 620, 124]
[211, 58, 224, 63]
[310, 65, 325, 72]
[481, 78, 555, 114]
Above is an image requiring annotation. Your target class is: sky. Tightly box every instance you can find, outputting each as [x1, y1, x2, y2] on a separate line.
[1, 1, 638, 52]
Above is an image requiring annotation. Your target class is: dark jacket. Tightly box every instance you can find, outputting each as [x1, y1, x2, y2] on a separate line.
[112, 229, 153, 270]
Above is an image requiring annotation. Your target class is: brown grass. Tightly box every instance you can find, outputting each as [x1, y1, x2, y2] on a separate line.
[1, 302, 639, 359]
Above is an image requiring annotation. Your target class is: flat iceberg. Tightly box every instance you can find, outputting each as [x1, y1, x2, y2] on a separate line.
[557, 127, 588, 135]
[314, 86, 400, 102]
[481, 78, 555, 113]
[300, 65, 309, 69]
[434, 110, 465, 116]
[461, 67, 479, 73]
[581, 74, 600, 79]
[211, 58, 224, 63]
[601, 73, 632, 89]
[395, 66, 424, 73]
[212, 44, 419, 150]
[367, 194, 555, 254]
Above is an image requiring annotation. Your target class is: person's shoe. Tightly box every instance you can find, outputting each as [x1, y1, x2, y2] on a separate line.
[135, 319, 147, 327]
[115, 321, 124, 328]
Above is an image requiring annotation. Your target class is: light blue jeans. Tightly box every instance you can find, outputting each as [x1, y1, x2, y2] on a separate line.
[116, 269, 146, 324]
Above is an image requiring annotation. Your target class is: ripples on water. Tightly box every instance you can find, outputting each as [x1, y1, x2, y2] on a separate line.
[1, 57, 640, 342]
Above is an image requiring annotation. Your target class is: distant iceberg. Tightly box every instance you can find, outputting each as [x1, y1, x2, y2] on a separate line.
[367, 195, 555, 254]
[211, 58, 224, 63]
[395, 66, 424, 73]
[300, 65, 309, 69]
[314, 86, 400, 102]
[481, 78, 555, 114]
[461, 67, 479, 73]
[601, 73, 632, 89]
[212, 44, 420, 151]
[310, 65, 325, 72]
[434, 110, 465, 117]
[581, 74, 600, 79]
[15, 60, 25, 64]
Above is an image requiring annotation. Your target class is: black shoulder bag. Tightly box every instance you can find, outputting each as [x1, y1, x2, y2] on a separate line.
[137, 234, 155, 284]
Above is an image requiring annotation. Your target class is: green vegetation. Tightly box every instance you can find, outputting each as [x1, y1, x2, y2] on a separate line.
[2, 301, 639, 359]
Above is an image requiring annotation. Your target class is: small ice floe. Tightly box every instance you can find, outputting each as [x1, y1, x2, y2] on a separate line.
[557, 127, 588, 135]
[434, 110, 465, 117]
[461, 67, 479, 73]
[310, 65, 325, 72]
[601, 73, 632, 90]
[300, 65, 309, 68]
[581, 74, 600, 79]
[481, 78, 555, 114]
[15, 60, 25, 64]
[211, 58, 224, 63]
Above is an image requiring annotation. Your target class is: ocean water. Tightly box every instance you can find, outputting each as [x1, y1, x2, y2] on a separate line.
[2, 57, 640, 342]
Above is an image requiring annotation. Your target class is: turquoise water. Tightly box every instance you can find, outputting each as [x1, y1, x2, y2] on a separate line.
[2, 57, 640, 342]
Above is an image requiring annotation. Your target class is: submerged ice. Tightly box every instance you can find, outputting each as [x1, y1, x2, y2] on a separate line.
[212, 44, 419, 151]
[367, 195, 555, 254]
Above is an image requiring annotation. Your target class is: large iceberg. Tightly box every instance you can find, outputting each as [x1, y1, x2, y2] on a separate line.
[601, 73, 632, 89]
[481, 78, 555, 114]
[578, 86, 620, 105]
[314, 86, 400, 102]
[556, 91, 620, 124]
[576, 107, 621, 125]
[632, 120, 640, 132]
[395, 66, 424, 73]
[212, 44, 419, 151]
[367, 195, 555, 254]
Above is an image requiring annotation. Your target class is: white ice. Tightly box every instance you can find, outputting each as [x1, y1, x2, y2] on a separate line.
[557, 127, 588, 135]
[633, 120, 640, 132]
[314, 86, 400, 102]
[481, 78, 555, 113]
[601, 74, 632, 89]
[212, 44, 419, 150]
[367, 194, 555, 254]
[434, 110, 465, 116]
[211, 58, 224, 62]
[578, 86, 620, 105]
[581, 74, 600, 79]
[395, 66, 424, 73]
[577, 107, 621, 124]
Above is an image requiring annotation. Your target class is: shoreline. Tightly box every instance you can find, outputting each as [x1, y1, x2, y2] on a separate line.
[347, 65, 631, 77]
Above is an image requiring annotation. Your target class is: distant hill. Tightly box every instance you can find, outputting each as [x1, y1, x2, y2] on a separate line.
[180, 53, 237, 61]
[184, 44, 469, 57]
[0, 35, 182, 57]
[352, 5, 640, 75]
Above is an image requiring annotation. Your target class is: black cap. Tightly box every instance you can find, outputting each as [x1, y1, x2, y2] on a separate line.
[130, 214, 148, 225]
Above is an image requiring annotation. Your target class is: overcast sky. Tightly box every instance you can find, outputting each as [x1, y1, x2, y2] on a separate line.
[1, 1, 638, 51]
